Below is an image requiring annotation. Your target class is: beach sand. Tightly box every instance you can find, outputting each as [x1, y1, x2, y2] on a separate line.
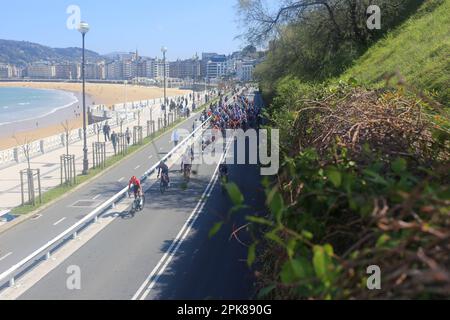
[0, 82, 189, 150]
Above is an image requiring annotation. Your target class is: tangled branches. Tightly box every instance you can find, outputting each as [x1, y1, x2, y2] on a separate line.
[258, 86, 450, 300]
[292, 88, 449, 166]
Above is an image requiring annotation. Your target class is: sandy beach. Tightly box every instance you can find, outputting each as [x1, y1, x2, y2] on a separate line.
[0, 82, 189, 150]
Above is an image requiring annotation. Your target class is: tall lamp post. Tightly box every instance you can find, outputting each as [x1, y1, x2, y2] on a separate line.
[161, 46, 167, 127]
[192, 53, 198, 106]
[78, 21, 90, 175]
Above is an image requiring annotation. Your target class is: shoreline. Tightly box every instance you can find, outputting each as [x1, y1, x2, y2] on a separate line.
[0, 91, 93, 150]
[0, 90, 79, 127]
[0, 82, 190, 150]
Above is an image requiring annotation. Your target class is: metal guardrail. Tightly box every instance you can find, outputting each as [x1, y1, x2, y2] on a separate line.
[0, 114, 213, 290]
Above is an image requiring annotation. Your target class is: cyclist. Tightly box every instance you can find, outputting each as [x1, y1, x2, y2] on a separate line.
[157, 161, 170, 187]
[128, 176, 142, 199]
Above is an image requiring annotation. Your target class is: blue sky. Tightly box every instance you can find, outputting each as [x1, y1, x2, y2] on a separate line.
[0, 0, 245, 60]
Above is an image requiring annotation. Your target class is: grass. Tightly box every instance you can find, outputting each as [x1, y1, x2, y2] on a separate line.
[11, 97, 220, 216]
[340, 0, 450, 105]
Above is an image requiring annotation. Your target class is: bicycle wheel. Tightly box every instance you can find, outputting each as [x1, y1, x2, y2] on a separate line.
[140, 195, 145, 210]
[160, 180, 166, 194]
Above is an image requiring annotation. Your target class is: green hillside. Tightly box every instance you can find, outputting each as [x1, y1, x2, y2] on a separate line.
[341, 0, 450, 104]
[236, 0, 450, 300]
[0, 39, 103, 67]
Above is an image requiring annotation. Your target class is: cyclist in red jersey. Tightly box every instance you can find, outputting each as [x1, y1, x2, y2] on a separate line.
[128, 176, 142, 199]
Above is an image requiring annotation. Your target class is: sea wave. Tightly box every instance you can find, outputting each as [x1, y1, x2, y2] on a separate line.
[0, 92, 79, 126]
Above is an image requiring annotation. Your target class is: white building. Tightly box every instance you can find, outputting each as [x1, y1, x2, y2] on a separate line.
[237, 60, 258, 82]
[206, 55, 227, 79]
[0, 64, 12, 78]
[26, 63, 55, 79]
[153, 59, 170, 79]
[54, 63, 78, 80]
[141, 59, 155, 79]
[105, 61, 123, 80]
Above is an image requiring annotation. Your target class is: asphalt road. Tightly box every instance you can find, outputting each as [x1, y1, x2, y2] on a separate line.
[0, 104, 204, 279]
[4, 90, 266, 300]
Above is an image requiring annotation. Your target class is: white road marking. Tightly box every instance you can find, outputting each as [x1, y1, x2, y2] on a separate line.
[93, 194, 101, 200]
[135, 165, 141, 170]
[148, 155, 153, 159]
[53, 217, 66, 226]
[132, 138, 233, 301]
[0, 252, 12, 261]
[118, 177, 125, 182]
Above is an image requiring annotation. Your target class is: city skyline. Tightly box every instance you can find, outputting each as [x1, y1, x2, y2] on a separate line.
[0, 0, 245, 60]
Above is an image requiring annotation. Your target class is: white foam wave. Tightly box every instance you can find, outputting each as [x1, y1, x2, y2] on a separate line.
[0, 92, 79, 126]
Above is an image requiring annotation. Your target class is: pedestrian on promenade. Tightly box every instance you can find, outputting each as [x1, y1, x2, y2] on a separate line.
[111, 131, 118, 154]
[125, 128, 131, 145]
[103, 122, 111, 142]
[193, 118, 199, 132]
[172, 129, 180, 147]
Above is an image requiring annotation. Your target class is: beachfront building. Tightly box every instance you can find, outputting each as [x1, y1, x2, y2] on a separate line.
[169, 58, 201, 80]
[26, 62, 56, 79]
[85, 63, 102, 80]
[0, 64, 12, 78]
[54, 63, 78, 80]
[105, 60, 123, 80]
[236, 60, 257, 82]
[206, 55, 227, 80]
[152, 59, 170, 79]
[200, 52, 217, 78]
[140, 58, 155, 79]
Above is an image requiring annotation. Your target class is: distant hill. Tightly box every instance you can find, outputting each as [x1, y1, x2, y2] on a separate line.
[0, 39, 103, 67]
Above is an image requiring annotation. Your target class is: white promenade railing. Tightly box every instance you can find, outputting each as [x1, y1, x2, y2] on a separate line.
[0, 114, 213, 290]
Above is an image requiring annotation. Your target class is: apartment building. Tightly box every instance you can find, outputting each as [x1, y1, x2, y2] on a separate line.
[201, 52, 217, 78]
[169, 58, 200, 79]
[236, 60, 257, 82]
[26, 62, 55, 79]
[153, 59, 170, 79]
[54, 63, 78, 80]
[0, 64, 12, 78]
[206, 55, 227, 79]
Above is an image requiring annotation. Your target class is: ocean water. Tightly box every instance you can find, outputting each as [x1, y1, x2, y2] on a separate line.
[0, 87, 78, 126]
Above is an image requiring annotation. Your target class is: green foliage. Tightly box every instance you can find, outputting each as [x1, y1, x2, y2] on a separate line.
[232, 81, 449, 299]
[252, 0, 426, 99]
[238, 0, 449, 300]
[225, 182, 244, 206]
[340, 0, 450, 105]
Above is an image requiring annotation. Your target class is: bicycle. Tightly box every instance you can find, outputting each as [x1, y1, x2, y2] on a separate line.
[160, 173, 169, 194]
[130, 193, 145, 213]
[183, 164, 192, 183]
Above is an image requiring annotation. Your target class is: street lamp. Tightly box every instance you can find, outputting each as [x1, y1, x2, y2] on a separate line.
[161, 46, 167, 127]
[78, 21, 90, 175]
[192, 53, 198, 106]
